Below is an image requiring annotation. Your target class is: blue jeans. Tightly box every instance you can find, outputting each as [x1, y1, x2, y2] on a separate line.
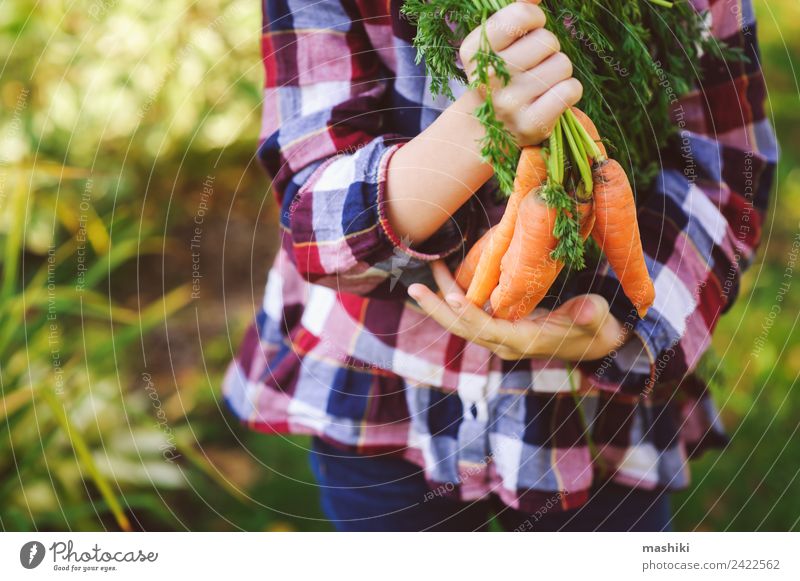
[309, 437, 672, 532]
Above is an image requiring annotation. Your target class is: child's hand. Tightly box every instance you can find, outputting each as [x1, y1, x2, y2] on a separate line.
[459, 0, 582, 147]
[408, 262, 629, 362]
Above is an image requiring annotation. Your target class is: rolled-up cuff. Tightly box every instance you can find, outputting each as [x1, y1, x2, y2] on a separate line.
[376, 143, 473, 263]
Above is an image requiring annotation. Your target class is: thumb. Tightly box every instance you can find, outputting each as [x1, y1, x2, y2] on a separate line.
[555, 294, 610, 329]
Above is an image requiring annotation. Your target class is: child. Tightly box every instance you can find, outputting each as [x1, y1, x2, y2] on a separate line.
[224, 0, 777, 531]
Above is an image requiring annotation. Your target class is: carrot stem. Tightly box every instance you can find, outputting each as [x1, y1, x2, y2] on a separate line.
[566, 112, 588, 163]
[555, 117, 565, 184]
[565, 108, 604, 162]
[546, 125, 560, 185]
[562, 113, 593, 196]
[542, 117, 586, 269]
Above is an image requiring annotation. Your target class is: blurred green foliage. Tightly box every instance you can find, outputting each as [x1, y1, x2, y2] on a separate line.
[0, 0, 797, 531]
[671, 0, 800, 531]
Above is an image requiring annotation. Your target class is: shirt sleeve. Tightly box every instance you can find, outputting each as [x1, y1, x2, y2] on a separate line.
[259, 0, 470, 297]
[577, 0, 778, 396]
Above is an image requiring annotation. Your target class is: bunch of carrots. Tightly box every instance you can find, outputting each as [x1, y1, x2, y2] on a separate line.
[399, 0, 693, 322]
[455, 108, 655, 321]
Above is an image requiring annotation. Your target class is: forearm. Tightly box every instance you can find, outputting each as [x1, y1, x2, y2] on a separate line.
[384, 90, 492, 245]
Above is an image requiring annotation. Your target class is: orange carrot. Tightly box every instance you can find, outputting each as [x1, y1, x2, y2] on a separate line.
[591, 159, 655, 317]
[455, 225, 497, 291]
[460, 108, 652, 322]
[490, 197, 594, 321]
[465, 146, 547, 307]
[489, 193, 559, 320]
[578, 200, 595, 240]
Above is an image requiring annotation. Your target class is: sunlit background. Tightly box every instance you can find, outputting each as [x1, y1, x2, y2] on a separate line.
[0, 0, 797, 531]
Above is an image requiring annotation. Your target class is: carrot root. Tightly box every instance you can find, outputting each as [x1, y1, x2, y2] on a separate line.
[489, 193, 559, 321]
[465, 146, 547, 307]
[591, 159, 655, 317]
[455, 225, 497, 291]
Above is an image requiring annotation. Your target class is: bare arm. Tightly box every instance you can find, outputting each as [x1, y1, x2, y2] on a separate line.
[384, 0, 582, 245]
[384, 90, 492, 245]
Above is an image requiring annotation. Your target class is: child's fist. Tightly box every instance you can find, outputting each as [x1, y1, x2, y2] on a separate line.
[459, 0, 583, 146]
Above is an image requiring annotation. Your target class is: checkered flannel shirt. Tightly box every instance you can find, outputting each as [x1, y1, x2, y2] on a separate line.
[224, 0, 778, 513]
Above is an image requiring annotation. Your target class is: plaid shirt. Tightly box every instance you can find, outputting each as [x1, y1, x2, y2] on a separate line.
[224, 0, 777, 513]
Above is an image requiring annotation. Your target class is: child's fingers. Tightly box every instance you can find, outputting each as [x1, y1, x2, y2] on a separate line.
[409, 282, 510, 350]
[525, 52, 574, 91]
[429, 263, 514, 345]
[408, 283, 464, 330]
[551, 294, 610, 330]
[497, 27, 560, 74]
[414, 264, 553, 354]
[429, 260, 462, 299]
[409, 284, 615, 361]
[521, 78, 583, 139]
[460, 1, 545, 71]
[548, 294, 631, 358]
[444, 294, 496, 339]
[484, 1, 546, 53]
[444, 293, 527, 350]
[411, 284, 628, 360]
[497, 52, 574, 110]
